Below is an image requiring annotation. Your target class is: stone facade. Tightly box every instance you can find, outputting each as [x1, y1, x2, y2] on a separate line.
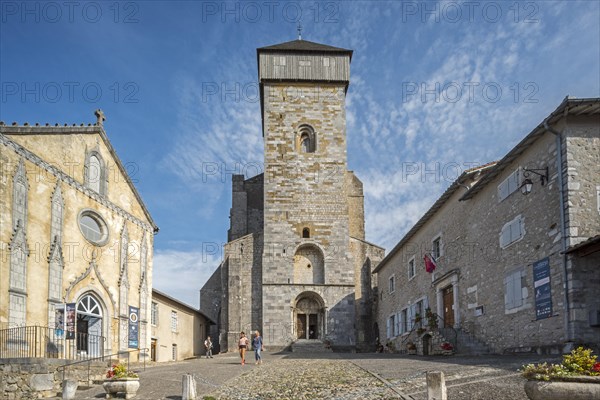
[374, 98, 600, 355]
[200, 40, 384, 352]
[150, 290, 212, 362]
[0, 115, 158, 360]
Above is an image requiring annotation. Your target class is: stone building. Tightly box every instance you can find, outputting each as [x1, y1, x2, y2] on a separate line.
[0, 111, 158, 360]
[374, 97, 600, 355]
[150, 289, 213, 362]
[200, 39, 384, 352]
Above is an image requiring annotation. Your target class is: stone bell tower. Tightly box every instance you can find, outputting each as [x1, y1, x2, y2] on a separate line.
[257, 39, 383, 350]
[200, 38, 383, 352]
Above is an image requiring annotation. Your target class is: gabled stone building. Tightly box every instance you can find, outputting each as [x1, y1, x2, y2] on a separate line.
[0, 112, 158, 359]
[200, 39, 384, 352]
[374, 97, 600, 355]
[150, 289, 213, 362]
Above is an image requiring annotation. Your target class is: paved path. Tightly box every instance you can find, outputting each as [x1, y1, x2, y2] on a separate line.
[71, 351, 561, 399]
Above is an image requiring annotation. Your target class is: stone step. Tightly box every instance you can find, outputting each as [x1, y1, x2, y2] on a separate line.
[291, 339, 333, 353]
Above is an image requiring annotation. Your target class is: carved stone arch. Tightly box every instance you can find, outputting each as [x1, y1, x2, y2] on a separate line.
[84, 147, 108, 195]
[65, 259, 117, 315]
[295, 124, 316, 153]
[293, 243, 324, 285]
[293, 291, 326, 340]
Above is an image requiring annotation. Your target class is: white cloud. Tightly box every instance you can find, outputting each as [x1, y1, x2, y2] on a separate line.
[152, 249, 222, 308]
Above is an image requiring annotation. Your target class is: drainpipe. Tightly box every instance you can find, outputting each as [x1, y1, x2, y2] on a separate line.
[543, 120, 572, 346]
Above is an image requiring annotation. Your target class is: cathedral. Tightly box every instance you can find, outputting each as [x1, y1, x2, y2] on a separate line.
[200, 39, 384, 352]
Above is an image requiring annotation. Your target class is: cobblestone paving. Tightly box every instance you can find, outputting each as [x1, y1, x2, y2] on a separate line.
[68, 351, 561, 400]
[207, 357, 396, 400]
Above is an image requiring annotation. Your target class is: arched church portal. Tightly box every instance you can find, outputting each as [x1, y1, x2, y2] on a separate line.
[294, 292, 325, 340]
[76, 293, 104, 357]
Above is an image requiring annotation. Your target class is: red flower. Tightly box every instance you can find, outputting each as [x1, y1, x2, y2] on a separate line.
[593, 362, 600, 372]
[441, 342, 453, 351]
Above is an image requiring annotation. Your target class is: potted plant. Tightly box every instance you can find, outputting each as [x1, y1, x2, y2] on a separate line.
[425, 308, 438, 330]
[521, 347, 600, 400]
[103, 362, 140, 399]
[416, 327, 427, 335]
[406, 342, 417, 355]
[440, 342, 453, 355]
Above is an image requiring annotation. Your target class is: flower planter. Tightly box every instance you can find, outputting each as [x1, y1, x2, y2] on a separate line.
[524, 376, 600, 400]
[407, 349, 417, 355]
[103, 378, 140, 399]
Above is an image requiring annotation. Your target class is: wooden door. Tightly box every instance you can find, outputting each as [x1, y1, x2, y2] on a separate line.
[308, 314, 318, 339]
[443, 286, 454, 327]
[151, 339, 157, 361]
[297, 314, 306, 339]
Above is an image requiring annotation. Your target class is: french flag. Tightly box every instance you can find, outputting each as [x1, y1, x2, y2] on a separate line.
[424, 254, 437, 273]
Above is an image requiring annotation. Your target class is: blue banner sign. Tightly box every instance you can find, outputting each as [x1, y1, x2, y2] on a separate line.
[128, 306, 139, 348]
[533, 258, 552, 320]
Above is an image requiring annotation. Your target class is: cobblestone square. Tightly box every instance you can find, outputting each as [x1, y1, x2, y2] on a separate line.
[70, 352, 561, 400]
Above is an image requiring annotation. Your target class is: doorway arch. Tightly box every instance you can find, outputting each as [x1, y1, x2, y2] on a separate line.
[76, 293, 104, 357]
[294, 292, 325, 340]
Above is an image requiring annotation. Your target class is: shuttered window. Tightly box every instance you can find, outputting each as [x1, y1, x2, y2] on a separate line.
[498, 169, 520, 201]
[500, 215, 525, 248]
[505, 269, 525, 310]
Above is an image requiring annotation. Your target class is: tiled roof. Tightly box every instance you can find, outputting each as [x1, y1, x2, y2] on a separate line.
[258, 39, 352, 55]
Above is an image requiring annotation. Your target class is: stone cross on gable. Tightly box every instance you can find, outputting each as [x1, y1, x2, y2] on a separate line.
[94, 109, 106, 126]
[297, 22, 302, 40]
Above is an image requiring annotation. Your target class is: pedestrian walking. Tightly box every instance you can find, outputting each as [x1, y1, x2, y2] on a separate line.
[253, 330, 264, 365]
[204, 336, 213, 358]
[238, 331, 249, 365]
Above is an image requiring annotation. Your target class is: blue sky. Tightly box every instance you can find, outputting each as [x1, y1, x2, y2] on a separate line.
[2, 1, 599, 307]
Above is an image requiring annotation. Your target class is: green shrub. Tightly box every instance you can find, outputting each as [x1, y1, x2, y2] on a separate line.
[521, 347, 600, 381]
[562, 347, 598, 374]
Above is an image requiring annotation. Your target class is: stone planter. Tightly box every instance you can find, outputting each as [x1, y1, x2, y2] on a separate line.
[103, 378, 140, 399]
[524, 376, 600, 400]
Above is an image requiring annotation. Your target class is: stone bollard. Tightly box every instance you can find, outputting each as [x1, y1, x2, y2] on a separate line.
[62, 379, 78, 400]
[426, 371, 447, 400]
[182, 373, 197, 400]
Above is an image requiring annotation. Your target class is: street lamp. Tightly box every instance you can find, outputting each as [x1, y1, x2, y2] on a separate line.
[520, 167, 548, 195]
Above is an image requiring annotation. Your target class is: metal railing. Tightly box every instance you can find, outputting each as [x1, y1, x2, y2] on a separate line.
[0, 325, 104, 360]
[56, 347, 149, 384]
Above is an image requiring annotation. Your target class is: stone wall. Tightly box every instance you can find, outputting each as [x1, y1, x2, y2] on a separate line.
[0, 357, 108, 399]
[376, 112, 599, 354]
[564, 115, 600, 245]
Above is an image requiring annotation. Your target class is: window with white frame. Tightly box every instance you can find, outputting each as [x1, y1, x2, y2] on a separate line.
[500, 215, 525, 248]
[432, 236, 442, 260]
[388, 275, 395, 294]
[151, 302, 158, 326]
[400, 308, 408, 334]
[498, 168, 520, 201]
[408, 257, 416, 279]
[505, 269, 525, 310]
[170, 311, 178, 332]
[172, 344, 177, 361]
[386, 314, 397, 338]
